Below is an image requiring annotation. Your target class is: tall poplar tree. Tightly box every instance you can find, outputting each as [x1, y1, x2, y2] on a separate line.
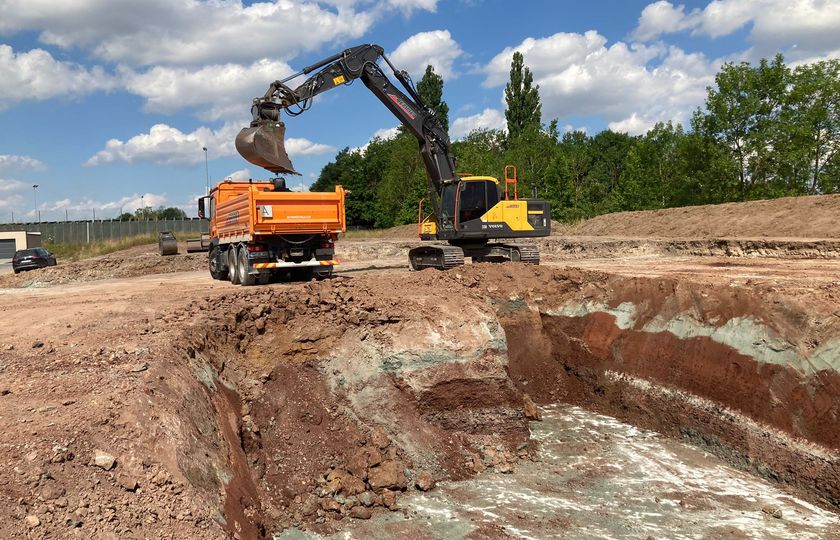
[504, 51, 542, 139]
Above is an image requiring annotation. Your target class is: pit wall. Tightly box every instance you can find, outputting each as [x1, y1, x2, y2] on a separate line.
[491, 268, 840, 507]
[174, 282, 535, 537]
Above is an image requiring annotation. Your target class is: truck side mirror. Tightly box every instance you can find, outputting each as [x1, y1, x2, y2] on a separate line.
[198, 197, 206, 219]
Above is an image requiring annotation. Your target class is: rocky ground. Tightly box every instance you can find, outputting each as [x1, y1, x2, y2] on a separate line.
[1, 222, 840, 538]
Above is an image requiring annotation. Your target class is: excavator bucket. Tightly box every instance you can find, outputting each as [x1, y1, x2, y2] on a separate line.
[235, 121, 298, 175]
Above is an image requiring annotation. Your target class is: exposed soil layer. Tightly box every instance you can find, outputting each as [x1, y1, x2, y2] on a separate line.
[483, 263, 840, 508]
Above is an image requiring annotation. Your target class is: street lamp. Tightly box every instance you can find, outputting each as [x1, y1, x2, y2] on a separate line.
[140, 195, 145, 221]
[32, 184, 39, 223]
[202, 146, 210, 195]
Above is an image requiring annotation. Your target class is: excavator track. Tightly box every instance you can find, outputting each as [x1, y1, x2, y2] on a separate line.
[408, 245, 465, 271]
[467, 243, 540, 265]
[510, 243, 540, 264]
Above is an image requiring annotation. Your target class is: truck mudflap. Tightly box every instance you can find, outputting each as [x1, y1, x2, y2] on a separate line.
[252, 259, 338, 270]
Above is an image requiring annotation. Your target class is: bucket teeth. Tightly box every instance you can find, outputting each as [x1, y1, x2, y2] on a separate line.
[235, 122, 299, 175]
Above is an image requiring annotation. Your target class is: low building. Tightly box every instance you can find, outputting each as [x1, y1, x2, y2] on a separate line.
[0, 231, 42, 259]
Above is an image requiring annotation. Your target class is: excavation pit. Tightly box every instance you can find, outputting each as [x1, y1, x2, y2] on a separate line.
[169, 265, 840, 538]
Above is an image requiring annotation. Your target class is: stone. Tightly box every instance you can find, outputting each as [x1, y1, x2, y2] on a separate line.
[32, 341, 44, 349]
[340, 474, 366, 497]
[367, 460, 407, 492]
[349, 506, 372, 520]
[320, 498, 342, 513]
[523, 395, 542, 421]
[357, 491, 375, 508]
[370, 427, 390, 450]
[0, 388, 10, 396]
[346, 447, 382, 480]
[762, 505, 783, 519]
[381, 489, 397, 509]
[117, 473, 138, 491]
[40, 483, 66, 500]
[300, 495, 319, 517]
[93, 450, 116, 471]
[24, 515, 40, 528]
[415, 471, 435, 491]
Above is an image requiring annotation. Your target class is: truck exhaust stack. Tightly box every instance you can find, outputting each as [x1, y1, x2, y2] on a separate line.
[235, 121, 298, 175]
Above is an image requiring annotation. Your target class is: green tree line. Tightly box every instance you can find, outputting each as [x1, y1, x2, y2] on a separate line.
[312, 53, 839, 228]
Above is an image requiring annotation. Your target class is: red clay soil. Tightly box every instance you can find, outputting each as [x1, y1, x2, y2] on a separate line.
[555, 193, 840, 238]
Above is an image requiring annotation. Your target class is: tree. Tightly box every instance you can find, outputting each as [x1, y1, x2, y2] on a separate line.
[779, 59, 840, 194]
[157, 207, 188, 220]
[504, 52, 542, 140]
[693, 54, 788, 199]
[416, 65, 449, 132]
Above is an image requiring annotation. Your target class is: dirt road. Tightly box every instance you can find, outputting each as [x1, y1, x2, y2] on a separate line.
[2, 238, 840, 539]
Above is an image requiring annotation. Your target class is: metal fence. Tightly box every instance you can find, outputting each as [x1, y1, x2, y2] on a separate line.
[0, 219, 208, 244]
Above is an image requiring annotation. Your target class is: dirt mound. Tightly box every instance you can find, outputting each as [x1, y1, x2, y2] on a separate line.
[559, 194, 840, 238]
[0, 243, 205, 288]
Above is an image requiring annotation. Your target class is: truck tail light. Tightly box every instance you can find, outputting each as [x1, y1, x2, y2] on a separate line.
[247, 244, 266, 252]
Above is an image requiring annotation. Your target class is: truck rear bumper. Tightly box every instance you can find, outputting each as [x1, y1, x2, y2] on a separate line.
[252, 259, 338, 270]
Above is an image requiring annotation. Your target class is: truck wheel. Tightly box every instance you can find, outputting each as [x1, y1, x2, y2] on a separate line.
[239, 246, 256, 286]
[228, 247, 241, 285]
[209, 246, 228, 280]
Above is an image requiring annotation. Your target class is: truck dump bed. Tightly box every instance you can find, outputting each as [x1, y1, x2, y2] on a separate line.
[212, 182, 346, 242]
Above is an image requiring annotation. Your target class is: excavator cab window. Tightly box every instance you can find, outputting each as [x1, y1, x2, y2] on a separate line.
[457, 180, 497, 225]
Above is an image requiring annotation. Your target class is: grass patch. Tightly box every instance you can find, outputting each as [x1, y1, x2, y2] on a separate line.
[44, 234, 159, 262]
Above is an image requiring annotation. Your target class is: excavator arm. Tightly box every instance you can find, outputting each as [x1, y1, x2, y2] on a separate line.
[235, 44, 457, 218]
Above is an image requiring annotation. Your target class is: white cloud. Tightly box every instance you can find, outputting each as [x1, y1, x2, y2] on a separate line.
[383, 0, 439, 15]
[0, 178, 28, 192]
[41, 192, 167, 213]
[389, 30, 463, 79]
[85, 123, 241, 167]
[634, 1, 840, 62]
[121, 59, 293, 121]
[289, 182, 309, 192]
[225, 169, 253, 181]
[634, 1, 699, 41]
[350, 125, 401, 154]
[481, 32, 716, 133]
[450, 108, 506, 138]
[608, 113, 657, 135]
[0, 154, 47, 173]
[0, 0, 379, 67]
[85, 122, 334, 167]
[0, 45, 116, 109]
[284, 138, 335, 156]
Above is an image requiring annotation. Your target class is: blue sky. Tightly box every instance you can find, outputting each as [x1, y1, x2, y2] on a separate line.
[0, 0, 838, 222]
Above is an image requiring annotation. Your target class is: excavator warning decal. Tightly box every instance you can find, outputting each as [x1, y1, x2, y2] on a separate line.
[333, 75, 346, 86]
[387, 94, 416, 120]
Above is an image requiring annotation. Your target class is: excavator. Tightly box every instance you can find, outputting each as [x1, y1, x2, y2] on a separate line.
[235, 44, 550, 270]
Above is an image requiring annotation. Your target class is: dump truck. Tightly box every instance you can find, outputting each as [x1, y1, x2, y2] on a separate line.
[198, 178, 345, 285]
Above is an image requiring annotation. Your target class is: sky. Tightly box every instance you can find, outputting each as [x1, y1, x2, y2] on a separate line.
[0, 0, 839, 222]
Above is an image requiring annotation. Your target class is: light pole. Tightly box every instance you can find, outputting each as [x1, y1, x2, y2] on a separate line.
[140, 195, 145, 221]
[32, 184, 39, 223]
[202, 146, 210, 195]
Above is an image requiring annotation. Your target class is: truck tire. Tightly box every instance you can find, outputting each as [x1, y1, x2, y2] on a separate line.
[209, 246, 228, 280]
[228, 247, 241, 285]
[239, 246, 256, 286]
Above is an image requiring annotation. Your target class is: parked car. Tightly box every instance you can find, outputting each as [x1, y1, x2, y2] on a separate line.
[12, 247, 57, 273]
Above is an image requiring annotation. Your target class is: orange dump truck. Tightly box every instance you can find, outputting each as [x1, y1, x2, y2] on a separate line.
[198, 179, 345, 285]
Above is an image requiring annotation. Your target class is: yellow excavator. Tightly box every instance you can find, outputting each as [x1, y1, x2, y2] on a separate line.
[235, 44, 550, 270]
